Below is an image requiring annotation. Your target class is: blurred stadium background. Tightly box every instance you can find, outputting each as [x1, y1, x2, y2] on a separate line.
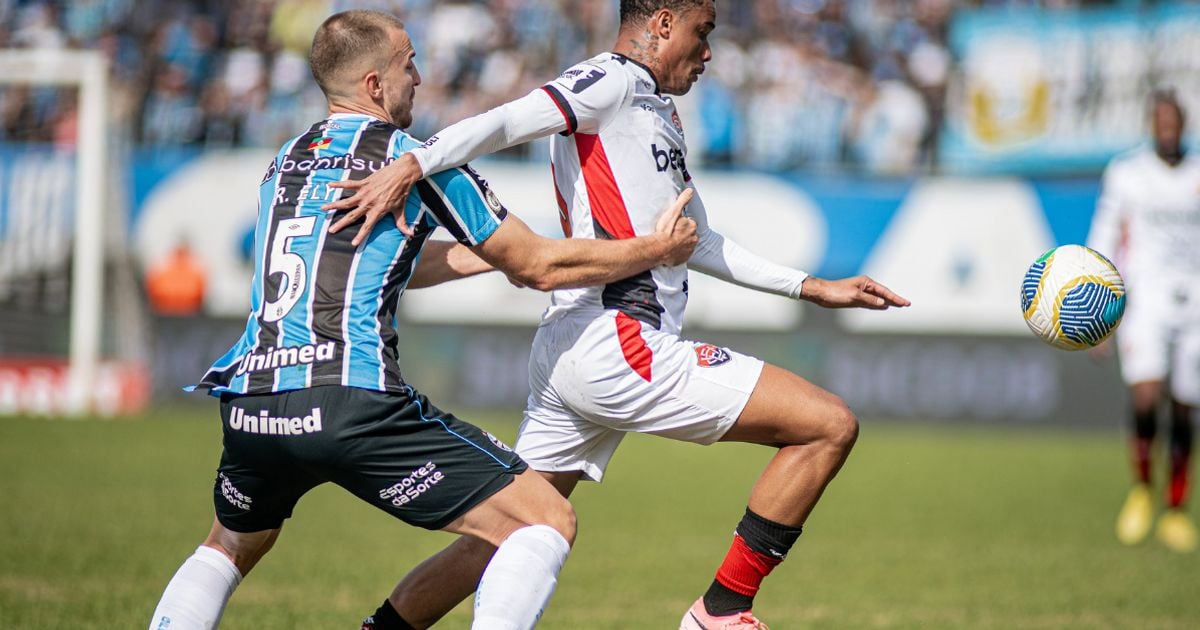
[1, 0, 1198, 628]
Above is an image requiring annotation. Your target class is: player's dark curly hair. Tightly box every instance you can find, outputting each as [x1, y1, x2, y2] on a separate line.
[620, 0, 710, 25]
[310, 10, 405, 97]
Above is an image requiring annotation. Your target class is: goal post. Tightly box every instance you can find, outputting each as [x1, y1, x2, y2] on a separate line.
[0, 49, 108, 416]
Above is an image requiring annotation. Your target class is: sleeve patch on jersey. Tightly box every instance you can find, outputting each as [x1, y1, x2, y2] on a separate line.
[484, 187, 503, 214]
[554, 66, 607, 94]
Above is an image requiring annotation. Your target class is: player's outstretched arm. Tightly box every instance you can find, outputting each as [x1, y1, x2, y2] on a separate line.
[472, 189, 697, 291]
[406, 241, 495, 290]
[325, 89, 571, 244]
[799, 275, 910, 309]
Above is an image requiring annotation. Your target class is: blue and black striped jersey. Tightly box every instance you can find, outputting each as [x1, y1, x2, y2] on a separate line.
[196, 113, 507, 395]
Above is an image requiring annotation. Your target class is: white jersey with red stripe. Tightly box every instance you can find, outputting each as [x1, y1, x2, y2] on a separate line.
[411, 52, 808, 337]
[538, 53, 693, 333]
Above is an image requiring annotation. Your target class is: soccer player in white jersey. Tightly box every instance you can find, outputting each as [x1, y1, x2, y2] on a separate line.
[1089, 91, 1199, 553]
[328, 1, 909, 627]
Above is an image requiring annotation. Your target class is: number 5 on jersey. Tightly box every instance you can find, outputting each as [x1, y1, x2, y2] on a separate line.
[263, 216, 317, 323]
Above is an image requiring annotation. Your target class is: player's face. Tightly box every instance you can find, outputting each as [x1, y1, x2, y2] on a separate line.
[379, 28, 421, 129]
[658, 2, 715, 96]
[1152, 101, 1184, 158]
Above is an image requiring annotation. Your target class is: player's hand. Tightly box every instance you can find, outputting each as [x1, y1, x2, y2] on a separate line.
[654, 188, 698, 266]
[800, 275, 910, 310]
[325, 153, 423, 244]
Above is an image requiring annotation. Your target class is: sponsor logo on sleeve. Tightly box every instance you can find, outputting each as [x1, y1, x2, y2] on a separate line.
[484, 187, 503, 213]
[555, 66, 607, 94]
[483, 431, 514, 452]
[694, 344, 732, 367]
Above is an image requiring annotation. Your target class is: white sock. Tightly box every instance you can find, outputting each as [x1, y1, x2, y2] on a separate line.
[148, 545, 243, 630]
[472, 525, 570, 630]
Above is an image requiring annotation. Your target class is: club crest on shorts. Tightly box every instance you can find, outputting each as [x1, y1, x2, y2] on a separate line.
[483, 431, 513, 452]
[694, 344, 731, 367]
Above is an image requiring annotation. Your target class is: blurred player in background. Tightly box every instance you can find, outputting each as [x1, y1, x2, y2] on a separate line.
[327, 1, 909, 627]
[1088, 90, 1199, 553]
[147, 11, 699, 630]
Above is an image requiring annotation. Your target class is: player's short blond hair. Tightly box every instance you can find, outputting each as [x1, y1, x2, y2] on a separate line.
[309, 10, 405, 97]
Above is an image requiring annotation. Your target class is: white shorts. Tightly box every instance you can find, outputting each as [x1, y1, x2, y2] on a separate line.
[1116, 282, 1200, 405]
[517, 310, 765, 482]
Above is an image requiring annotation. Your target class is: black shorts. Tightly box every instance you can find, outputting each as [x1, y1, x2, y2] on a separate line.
[212, 385, 526, 532]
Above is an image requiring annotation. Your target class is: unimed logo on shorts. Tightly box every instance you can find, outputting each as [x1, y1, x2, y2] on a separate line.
[379, 462, 446, 507]
[228, 407, 323, 435]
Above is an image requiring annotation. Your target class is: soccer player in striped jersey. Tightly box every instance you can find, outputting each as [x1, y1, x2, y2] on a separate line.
[326, 2, 909, 628]
[147, 11, 698, 630]
[1089, 91, 1199, 553]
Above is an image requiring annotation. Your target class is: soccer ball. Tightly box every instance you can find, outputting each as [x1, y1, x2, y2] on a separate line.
[1020, 244, 1126, 350]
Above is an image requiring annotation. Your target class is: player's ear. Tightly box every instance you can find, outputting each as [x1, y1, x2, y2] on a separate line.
[651, 8, 673, 39]
[365, 71, 383, 99]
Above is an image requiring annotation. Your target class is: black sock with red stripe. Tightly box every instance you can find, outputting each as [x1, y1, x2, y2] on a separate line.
[1132, 408, 1157, 485]
[703, 508, 803, 616]
[1168, 403, 1194, 508]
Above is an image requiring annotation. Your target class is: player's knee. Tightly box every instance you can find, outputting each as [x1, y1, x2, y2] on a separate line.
[824, 398, 859, 453]
[536, 494, 577, 546]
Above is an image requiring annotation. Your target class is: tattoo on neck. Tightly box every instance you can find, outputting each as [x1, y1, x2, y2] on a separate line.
[627, 30, 663, 72]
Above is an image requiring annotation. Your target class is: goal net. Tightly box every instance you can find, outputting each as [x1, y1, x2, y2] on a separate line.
[0, 49, 148, 416]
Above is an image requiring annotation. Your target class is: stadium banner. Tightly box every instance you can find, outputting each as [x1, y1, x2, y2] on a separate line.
[128, 152, 1099, 335]
[0, 358, 150, 417]
[942, 5, 1200, 174]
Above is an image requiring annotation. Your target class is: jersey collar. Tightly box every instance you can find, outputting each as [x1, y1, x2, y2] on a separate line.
[610, 52, 660, 94]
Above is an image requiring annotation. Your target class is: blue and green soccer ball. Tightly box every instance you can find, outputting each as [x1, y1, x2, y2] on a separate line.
[1021, 244, 1126, 350]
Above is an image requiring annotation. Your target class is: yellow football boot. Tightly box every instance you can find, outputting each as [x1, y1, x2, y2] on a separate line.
[1155, 509, 1198, 553]
[1116, 484, 1154, 545]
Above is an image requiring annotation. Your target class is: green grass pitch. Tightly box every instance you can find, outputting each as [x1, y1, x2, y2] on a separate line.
[2, 408, 1198, 629]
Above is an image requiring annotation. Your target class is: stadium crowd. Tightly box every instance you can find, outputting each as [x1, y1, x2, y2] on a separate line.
[0, 0, 1100, 174]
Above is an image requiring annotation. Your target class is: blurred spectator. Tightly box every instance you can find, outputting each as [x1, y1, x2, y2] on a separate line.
[0, 0, 973, 174]
[145, 239, 206, 316]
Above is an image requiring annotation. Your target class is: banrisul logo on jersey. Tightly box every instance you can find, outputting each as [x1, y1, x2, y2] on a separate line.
[694, 344, 731, 367]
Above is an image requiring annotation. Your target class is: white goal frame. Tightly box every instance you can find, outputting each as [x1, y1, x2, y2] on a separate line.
[0, 50, 108, 415]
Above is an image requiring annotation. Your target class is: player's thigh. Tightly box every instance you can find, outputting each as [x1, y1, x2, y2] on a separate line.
[325, 387, 531, 533]
[517, 403, 626, 484]
[520, 314, 630, 483]
[558, 319, 762, 446]
[440, 468, 576, 547]
[1170, 326, 1200, 406]
[1117, 304, 1170, 387]
[720, 363, 857, 448]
